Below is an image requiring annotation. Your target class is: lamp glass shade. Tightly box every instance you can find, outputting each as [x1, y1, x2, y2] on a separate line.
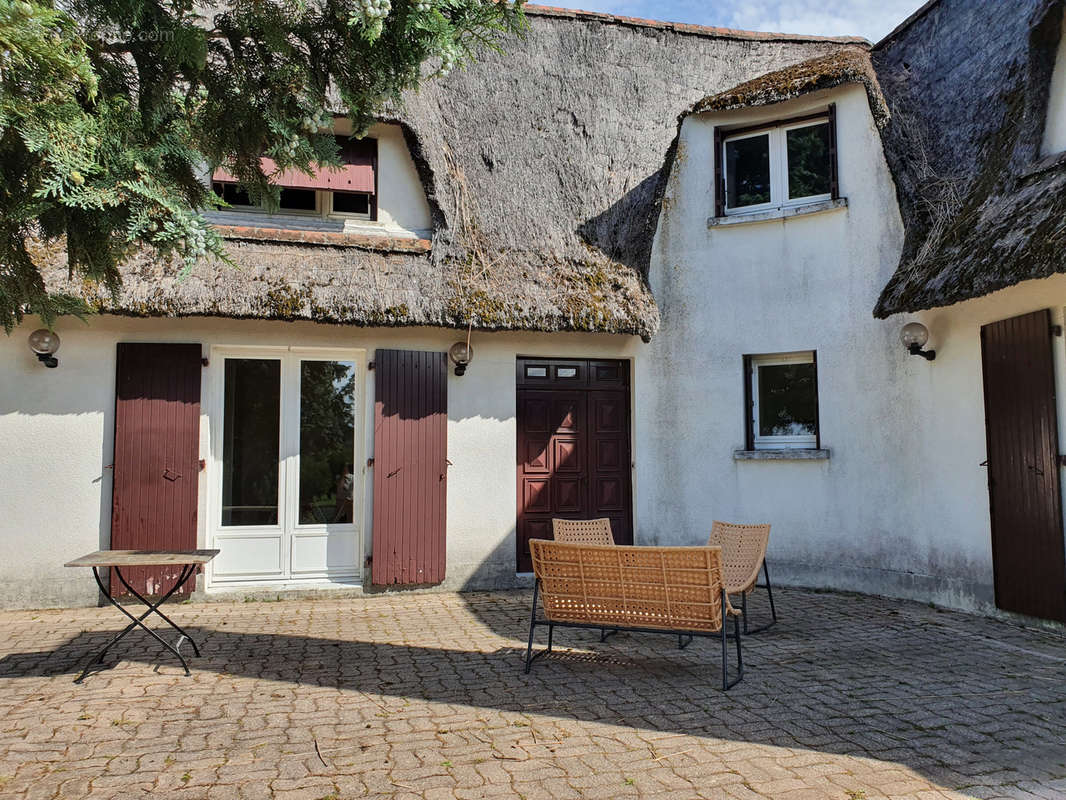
[28, 328, 60, 356]
[900, 322, 929, 349]
[448, 341, 473, 366]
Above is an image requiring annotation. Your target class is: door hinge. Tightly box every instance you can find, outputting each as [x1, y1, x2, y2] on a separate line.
[366, 457, 375, 468]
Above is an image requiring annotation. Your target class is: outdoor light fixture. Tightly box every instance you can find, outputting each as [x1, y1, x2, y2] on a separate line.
[449, 322, 475, 376]
[900, 321, 935, 361]
[448, 340, 474, 376]
[28, 328, 60, 368]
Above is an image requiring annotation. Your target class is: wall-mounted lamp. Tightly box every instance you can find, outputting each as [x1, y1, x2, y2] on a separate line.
[28, 328, 60, 368]
[900, 321, 935, 361]
[448, 340, 473, 376]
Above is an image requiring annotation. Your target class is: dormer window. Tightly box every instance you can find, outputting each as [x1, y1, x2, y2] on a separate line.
[715, 106, 838, 217]
[211, 136, 377, 220]
[1042, 17, 1066, 156]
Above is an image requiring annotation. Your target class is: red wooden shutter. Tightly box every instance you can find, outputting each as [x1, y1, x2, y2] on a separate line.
[372, 349, 448, 585]
[110, 343, 202, 596]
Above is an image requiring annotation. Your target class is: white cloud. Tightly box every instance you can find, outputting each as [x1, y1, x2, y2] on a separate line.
[544, 0, 928, 42]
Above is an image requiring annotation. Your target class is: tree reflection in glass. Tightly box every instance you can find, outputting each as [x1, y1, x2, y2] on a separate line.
[299, 361, 356, 525]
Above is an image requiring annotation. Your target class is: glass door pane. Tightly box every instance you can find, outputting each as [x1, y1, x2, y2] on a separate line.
[221, 359, 281, 526]
[298, 360, 356, 525]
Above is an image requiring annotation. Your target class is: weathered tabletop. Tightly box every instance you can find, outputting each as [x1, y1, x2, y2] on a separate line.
[65, 549, 220, 568]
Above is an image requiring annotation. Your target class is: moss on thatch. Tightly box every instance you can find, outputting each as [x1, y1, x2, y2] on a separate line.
[872, 0, 1066, 317]
[689, 47, 889, 128]
[40, 9, 861, 341]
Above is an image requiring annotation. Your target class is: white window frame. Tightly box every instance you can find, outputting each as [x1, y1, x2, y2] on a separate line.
[206, 345, 367, 589]
[750, 351, 818, 450]
[723, 117, 832, 215]
[326, 190, 374, 220]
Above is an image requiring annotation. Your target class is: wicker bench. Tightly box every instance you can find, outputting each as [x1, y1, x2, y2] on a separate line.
[525, 540, 744, 689]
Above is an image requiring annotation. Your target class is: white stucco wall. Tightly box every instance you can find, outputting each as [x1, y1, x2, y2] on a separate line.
[0, 316, 640, 609]
[640, 83, 1066, 613]
[1042, 16, 1066, 156]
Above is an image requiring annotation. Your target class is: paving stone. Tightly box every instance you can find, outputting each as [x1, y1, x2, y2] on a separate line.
[0, 588, 1063, 799]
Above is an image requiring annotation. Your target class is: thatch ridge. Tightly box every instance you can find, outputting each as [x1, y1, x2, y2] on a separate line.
[687, 47, 889, 129]
[872, 0, 1066, 317]
[41, 11, 855, 340]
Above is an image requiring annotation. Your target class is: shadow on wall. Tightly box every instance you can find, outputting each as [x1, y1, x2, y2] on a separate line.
[2, 588, 1064, 792]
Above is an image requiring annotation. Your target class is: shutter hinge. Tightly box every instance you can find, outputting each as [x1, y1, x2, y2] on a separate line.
[1051, 325, 1063, 337]
[366, 457, 374, 468]
[201, 357, 209, 367]
[368, 361, 375, 370]
[1057, 455, 1066, 467]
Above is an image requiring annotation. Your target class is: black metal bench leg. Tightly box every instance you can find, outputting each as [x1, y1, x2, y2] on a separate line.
[524, 581, 540, 674]
[764, 560, 778, 623]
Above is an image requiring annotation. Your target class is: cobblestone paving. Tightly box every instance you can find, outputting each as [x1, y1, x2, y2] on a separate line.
[0, 588, 1064, 799]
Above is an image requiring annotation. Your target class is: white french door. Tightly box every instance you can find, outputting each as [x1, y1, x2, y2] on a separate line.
[207, 346, 365, 586]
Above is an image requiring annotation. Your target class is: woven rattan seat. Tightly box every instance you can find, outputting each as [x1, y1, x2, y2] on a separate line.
[707, 521, 778, 634]
[524, 540, 744, 689]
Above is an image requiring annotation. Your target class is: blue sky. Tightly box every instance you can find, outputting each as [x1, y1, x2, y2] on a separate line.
[548, 0, 928, 43]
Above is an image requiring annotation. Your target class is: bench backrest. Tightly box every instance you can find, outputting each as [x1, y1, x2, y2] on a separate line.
[552, 518, 614, 546]
[529, 540, 727, 633]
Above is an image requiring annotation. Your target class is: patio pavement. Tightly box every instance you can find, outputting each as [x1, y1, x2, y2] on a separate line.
[0, 588, 1064, 800]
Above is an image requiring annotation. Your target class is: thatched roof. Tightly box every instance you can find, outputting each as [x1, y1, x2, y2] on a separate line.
[872, 0, 1066, 317]
[688, 47, 889, 128]
[41, 6, 863, 340]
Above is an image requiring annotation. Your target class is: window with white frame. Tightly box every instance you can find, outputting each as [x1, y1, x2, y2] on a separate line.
[745, 351, 819, 450]
[715, 108, 837, 216]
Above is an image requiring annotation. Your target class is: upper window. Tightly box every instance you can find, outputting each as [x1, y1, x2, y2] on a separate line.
[716, 108, 837, 216]
[211, 136, 377, 220]
[746, 351, 819, 450]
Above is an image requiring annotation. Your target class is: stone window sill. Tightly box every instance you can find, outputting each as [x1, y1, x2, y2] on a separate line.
[213, 223, 432, 254]
[733, 448, 831, 461]
[708, 197, 847, 228]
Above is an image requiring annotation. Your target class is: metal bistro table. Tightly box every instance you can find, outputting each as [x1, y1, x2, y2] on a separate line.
[65, 549, 219, 683]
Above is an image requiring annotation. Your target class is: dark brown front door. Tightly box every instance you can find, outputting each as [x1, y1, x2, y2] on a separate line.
[111, 343, 203, 596]
[516, 358, 632, 573]
[981, 309, 1066, 622]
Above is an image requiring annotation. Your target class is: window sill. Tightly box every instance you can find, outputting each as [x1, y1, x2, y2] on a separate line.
[213, 224, 432, 254]
[708, 197, 847, 228]
[733, 448, 831, 461]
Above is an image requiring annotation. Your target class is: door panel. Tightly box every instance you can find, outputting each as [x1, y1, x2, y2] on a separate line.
[981, 309, 1066, 622]
[516, 359, 632, 572]
[111, 343, 202, 596]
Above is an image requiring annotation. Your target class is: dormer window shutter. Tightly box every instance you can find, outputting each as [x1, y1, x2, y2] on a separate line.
[827, 103, 839, 200]
[211, 136, 377, 194]
[713, 126, 725, 218]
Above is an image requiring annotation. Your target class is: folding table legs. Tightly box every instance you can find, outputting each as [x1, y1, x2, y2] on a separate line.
[75, 564, 200, 684]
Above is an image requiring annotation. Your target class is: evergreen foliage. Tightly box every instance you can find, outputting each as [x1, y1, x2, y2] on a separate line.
[0, 0, 525, 331]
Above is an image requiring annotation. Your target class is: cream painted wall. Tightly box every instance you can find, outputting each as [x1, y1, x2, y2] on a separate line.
[1042, 16, 1066, 156]
[0, 315, 641, 609]
[642, 83, 1066, 613]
